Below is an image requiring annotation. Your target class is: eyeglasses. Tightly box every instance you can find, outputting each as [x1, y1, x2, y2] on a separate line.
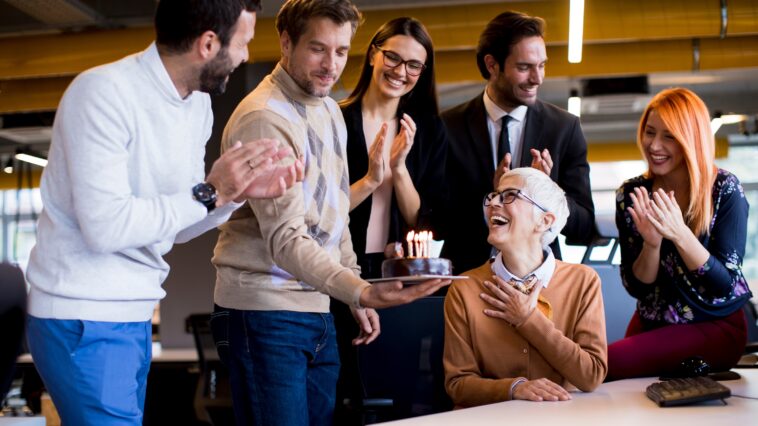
[374, 45, 426, 77]
[483, 188, 548, 212]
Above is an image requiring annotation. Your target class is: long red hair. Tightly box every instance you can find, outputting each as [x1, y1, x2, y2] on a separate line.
[637, 88, 716, 236]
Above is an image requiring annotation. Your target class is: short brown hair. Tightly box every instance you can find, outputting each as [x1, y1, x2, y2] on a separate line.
[275, 0, 362, 46]
[476, 11, 545, 80]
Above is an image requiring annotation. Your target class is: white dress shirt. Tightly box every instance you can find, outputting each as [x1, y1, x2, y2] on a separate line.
[483, 91, 528, 168]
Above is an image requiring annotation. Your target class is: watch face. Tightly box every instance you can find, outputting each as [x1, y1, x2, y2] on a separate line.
[195, 185, 211, 201]
[193, 183, 217, 211]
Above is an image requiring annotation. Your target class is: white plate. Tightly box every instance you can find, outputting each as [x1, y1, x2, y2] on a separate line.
[366, 275, 468, 284]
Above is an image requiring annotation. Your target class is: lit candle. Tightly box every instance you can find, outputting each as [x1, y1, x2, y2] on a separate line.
[421, 231, 428, 258]
[429, 231, 435, 258]
[406, 231, 414, 258]
[414, 233, 421, 259]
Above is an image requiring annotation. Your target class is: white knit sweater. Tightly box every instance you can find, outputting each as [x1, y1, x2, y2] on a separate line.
[27, 43, 238, 322]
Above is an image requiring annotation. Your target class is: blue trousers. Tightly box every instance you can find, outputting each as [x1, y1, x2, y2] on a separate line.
[211, 306, 340, 426]
[27, 316, 152, 426]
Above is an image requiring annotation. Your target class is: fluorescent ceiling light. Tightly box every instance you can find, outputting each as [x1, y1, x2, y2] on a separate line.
[568, 0, 585, 63]
[710, 117, 723, 134]
[15, 152, 48, 168]
[720, 114, 746, 125]
[711, 113, 746, 134]
[568, 94, 581, 117]
[3, 158, 13, 174]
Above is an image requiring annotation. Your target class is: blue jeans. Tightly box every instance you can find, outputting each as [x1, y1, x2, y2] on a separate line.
[211, 306, 340, 426]
[26, 316, 152, 426]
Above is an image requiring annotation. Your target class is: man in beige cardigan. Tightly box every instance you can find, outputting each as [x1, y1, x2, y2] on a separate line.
[444, 168, 607, 407]
[210, 1, 449, 424]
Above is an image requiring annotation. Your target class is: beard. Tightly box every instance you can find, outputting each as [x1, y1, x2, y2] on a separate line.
[290, 68, 335, 98]
[199, 47, 236, 95]
[491, 72, 538, 109]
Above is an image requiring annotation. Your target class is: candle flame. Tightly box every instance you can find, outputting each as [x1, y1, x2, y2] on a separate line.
[406, 230, 436, 258]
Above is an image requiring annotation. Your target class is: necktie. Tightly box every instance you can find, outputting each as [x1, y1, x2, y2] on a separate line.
[497, 115, 512, 166]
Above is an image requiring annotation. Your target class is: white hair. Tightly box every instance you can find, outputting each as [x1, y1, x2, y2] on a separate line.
[502, 168, 570, 248]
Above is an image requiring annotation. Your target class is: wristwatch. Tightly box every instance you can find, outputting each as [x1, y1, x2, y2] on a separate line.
[192, 182, 217, 212]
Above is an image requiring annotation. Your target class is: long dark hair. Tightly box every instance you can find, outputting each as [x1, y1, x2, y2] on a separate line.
[340, 17, 438, 116]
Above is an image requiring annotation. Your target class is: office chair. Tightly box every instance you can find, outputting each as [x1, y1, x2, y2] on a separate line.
[0, 262, 26, 401]
[186, 313, 234, 426]
[743, 301, 758, 354]
[353, 296, 452, 424]
[581, 214, 637, 344]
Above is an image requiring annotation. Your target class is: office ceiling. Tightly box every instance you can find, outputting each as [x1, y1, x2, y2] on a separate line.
[0, 0, 757, 158]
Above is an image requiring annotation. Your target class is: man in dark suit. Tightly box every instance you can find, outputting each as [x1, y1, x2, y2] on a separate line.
[442, 11, 595, 273]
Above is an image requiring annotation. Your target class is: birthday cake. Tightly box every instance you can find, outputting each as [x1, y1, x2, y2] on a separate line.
[381, 257, 453, 278]
[380, 230, 453, 278]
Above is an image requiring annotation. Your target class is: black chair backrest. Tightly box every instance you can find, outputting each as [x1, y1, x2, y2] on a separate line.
[0, 263, 26, 401]
[744, 301, 758, 344]
[357, 296, 451, 421]
[581, 214, 637, 344]
[186, 313, 219, 369]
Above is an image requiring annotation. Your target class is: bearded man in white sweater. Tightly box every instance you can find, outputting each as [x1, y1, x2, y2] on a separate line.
[24, 1, 302, 424]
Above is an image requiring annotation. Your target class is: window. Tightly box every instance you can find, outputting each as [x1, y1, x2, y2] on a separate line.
[0, 188, 42, 271]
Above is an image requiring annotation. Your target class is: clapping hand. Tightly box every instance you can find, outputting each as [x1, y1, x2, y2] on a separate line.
[365, 124, 387, 187]
[493, 153, 512, 189]
[627, 186, 663, 248]
[530, 148, 553, 175]
[237, 151, 304, 201]
[645, 188, 691, 245]
[480, 275, 544, 327]
[208, 139, 296, 206]
[389, 114, 416, 172]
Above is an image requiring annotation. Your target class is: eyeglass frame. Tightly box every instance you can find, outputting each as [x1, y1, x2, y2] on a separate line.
[483, 188, 549, 213]
[373, 45, 427, 77]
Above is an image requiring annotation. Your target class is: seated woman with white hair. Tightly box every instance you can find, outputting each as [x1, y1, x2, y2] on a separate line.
[443, 167, 607, 408]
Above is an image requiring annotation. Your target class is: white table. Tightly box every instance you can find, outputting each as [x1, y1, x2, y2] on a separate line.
[379, 369, 758, 426]
[0, 417, 45, 425]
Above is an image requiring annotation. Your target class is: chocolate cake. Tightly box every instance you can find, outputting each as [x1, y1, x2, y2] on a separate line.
[381, 257, 453, 278]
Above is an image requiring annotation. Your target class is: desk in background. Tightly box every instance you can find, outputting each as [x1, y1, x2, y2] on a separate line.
[15, 343, 201, 426]
[379, 369, 758, 426]
[16, 342, 198, 365]
[0, 418, 45, 425]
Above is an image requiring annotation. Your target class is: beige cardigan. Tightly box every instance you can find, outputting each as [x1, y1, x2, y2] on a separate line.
[444, 260, 608, 408]
[212, 64, 368, 313]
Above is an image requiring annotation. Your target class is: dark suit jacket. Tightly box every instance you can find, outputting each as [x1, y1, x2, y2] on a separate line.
[342, 102, 449, 263]
[441, 94, 595, 273]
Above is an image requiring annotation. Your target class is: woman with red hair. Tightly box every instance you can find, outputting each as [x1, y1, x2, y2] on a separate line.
[607, 87, 752, 380]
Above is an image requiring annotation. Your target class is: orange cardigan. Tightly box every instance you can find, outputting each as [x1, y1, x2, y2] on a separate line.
[444, 260, 608, 408]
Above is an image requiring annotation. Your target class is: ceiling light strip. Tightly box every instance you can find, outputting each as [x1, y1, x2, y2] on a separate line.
[568, 0, 584, 63]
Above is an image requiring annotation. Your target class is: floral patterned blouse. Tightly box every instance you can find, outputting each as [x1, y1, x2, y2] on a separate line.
[616, 169, 752, 325]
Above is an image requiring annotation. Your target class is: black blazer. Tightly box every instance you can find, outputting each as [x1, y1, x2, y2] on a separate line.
[441, 94, 595, 273]
[343, 102, 449, 261]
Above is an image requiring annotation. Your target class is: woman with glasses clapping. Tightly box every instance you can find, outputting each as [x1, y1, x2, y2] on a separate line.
[333, 17, 449, 422]
[340, 17, 447, 277]
[443, 168, 607, 407]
